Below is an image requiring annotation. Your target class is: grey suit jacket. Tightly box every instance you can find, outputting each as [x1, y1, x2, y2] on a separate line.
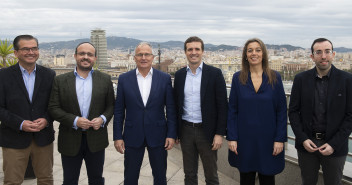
[48, 70, 114, 156]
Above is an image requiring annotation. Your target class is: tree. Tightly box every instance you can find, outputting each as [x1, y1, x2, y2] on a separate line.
[0, 39, 16, 68]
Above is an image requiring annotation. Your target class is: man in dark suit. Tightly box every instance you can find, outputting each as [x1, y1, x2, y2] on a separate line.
[289, 38, 352, 185]
[174, 36, 228, 185]
[48, 42, 114, 185]
[0, 35, 55, 185]
[113, 42, 177, 185]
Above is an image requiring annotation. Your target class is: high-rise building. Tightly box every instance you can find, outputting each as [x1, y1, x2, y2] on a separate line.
[90, 29, 109, 68]
[54, 54, 65, 66]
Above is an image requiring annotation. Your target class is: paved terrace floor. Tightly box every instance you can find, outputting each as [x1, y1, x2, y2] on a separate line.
[0, 122, 238, 185]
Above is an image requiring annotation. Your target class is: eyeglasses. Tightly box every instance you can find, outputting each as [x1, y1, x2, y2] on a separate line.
[77, 52, 95, 57]
[135, 53, 154, 58]
[18, 47, 39, 53]
[313, 50, 333, 56]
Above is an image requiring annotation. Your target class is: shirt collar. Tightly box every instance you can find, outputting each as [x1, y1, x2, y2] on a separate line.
[74, 67, 94, 78]
[186, 62, 203, 72]
[314, 66, 332, 79]
[136, 67, 153, 76]
[19, 63, 36, 74]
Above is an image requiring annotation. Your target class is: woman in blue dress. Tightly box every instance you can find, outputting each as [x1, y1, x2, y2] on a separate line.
[227, 38, 287, 185]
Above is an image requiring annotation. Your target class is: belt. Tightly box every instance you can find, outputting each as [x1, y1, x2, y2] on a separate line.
[312, 132, 325, 140]
[183, 120, 202, 128]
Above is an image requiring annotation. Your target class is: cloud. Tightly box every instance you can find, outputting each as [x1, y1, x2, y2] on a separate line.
[1, 0, 351, 48]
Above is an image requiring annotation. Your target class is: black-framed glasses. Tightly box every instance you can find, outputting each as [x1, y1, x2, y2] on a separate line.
[313, 50, 333, 56]
[18, 47, 39, 53]
[135, 53, 154, 58]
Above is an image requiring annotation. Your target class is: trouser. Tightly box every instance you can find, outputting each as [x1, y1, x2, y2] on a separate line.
[124, 142, 168, 185]
[61, 133, 105, 185]
[180, 123, 219, 185]
[240, 171, 275, 185]
[297, 139, 346, 185]
[2, 140, 53, 185]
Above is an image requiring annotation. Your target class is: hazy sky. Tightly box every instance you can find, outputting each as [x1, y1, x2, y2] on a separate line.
[1, 0, 352, 48]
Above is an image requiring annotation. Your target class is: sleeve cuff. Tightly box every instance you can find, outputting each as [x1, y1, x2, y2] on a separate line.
[100, 115, 107, 127]
[20, 120, 24, 130]
[73, 116, 79, 130]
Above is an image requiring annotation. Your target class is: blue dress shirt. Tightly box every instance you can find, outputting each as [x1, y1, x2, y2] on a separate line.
[19, 64, 36, 130]
[73, 69, 106, 129]
[182, 62, 203, 123]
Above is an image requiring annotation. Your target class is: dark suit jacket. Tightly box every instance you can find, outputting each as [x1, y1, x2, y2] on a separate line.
[48, 70, 114, 156]
[289, 65, 352, 156]
[113, 68, 177, 148]
[0, 63, 55, 149]
[174, 63, 228, 143]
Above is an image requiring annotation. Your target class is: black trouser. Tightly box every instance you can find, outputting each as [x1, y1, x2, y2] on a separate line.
[61, 133, 105, 185]
[297, 138, 346, 185]
[240, 172, 275, 185]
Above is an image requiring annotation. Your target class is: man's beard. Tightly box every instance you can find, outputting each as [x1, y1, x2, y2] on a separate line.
[77, 59, 93, 71]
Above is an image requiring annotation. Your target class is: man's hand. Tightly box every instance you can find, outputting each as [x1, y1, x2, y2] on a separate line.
[273, 142, 284, 156]
[164, 138, 175, 150]
[228, 141, 238, 155]
[319, 143, 334, 156]
[33, 118, 48, 131]
[76, 117, 92, 129]
[22, 120, 40, 132]
[91, 117, 104, 130]
[212, 134, 223, 150]
[114, 140, 125, 154]
[303, 139, 318, 153]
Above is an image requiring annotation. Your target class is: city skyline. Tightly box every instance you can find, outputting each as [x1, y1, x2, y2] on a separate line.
[1, 0, 352, 48]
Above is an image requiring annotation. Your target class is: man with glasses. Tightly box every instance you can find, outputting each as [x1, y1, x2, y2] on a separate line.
[0, 35, 56, 185]
[113, 42, 177, 185]
[289, 38, 352, 185]
[48, 42, 114, 185]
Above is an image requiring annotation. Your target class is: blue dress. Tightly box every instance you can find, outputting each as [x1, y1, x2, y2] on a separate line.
[227, 71, 287, 175]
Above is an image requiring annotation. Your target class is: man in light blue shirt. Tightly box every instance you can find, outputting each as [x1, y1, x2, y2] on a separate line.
[182, 62, 203, 124]
[0, 35, 56, 185]
[174, 36, 228, 185]
[49, 42, 114, 185]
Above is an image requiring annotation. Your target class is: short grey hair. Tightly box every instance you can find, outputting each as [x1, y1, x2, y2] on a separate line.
[134, 42, 153, 54]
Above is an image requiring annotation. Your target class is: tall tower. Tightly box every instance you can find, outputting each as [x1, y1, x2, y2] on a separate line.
[90, 29, 109, 68]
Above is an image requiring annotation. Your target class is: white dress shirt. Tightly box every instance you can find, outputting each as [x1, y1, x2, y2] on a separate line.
[136, 68, 153, 107]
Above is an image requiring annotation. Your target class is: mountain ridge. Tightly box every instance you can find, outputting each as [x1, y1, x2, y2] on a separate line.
[4, 36, 351, 52]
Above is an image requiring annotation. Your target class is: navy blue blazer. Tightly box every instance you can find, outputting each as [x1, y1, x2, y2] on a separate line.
[289, 65, 352, 156]
[0, 63, 55, 149]
[113, 68, 177, 148]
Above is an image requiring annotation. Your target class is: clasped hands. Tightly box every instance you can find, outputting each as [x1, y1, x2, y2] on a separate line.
[76, 117, 104, 130]
[22, 118, 48, 132]
[303, 139, 334, 156]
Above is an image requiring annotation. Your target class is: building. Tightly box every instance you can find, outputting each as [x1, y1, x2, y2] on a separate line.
[53, 54, 65, 66]
[90, 29, 109, 68]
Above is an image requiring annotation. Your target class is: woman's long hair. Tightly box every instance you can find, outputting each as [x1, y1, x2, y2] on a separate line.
[239, 38, 277, 86]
